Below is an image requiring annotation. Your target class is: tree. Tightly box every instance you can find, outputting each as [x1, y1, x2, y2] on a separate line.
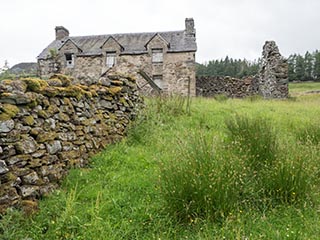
[313, 50, 320, 81]
[295, 55, 305, 81]
[304, 51, 314, 81]
[288, 54, 297, 81]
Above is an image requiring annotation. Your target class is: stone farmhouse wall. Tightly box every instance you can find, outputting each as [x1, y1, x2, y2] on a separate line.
[38, 51, 196, 97]
[38, 19, 197, 97]
[113, 52, 196, 96]
[0, 73, 142, 213]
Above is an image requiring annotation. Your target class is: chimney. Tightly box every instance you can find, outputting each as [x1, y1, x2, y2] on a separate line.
[185, 18, 195, 37]
[55, 26, 69, 40]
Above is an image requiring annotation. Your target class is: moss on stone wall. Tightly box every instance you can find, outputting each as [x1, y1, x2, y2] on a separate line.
[0, 104, 20, 120]
[0, 73, 143, 214]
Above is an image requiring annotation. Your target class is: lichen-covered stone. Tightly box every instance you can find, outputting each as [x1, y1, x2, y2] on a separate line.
[49, 73, 73, 86]
[46, 140, 62, 155]
[22, 171, 42, 185]
[58, 132, 77, 141]
[57, 112, 70, 122]
[0, 73, 143, 213]
[37, 132, 57, 143]
[21, 77, 48, 92]
[0, 186, 19, 208]
[22, 115, 35, 126]
[0, 119, 15, 133]
[15, 137, 37, 154]
[0, 104, 20, 121]
[32, 150, 47, 158]
[107, 86, 122, 95]
[7, 155, 31, 166]
[0, 160, 9, 174]
[19, 185, 40, 198]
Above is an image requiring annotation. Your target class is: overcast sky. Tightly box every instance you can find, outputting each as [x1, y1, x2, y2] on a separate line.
[0, 0, 319, 67]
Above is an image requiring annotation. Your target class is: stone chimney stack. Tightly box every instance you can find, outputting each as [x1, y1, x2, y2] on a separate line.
[55, 26, 69, 40]
[185, 18, 195, 37]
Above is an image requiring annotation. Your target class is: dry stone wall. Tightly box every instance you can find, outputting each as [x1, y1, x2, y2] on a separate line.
[0, 73, 142, 213]
[196, 76, 259, 98]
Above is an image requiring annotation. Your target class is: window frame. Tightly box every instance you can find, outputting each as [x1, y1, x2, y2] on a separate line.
[106, 51, 117, 68]
[65, 53, 74, 68]
[153, 75, 164, 89]
[152, 48, 163, 63]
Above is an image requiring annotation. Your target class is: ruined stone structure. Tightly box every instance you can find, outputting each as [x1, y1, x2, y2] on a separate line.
[196, 76, 259, 98]
[258, 41, 289, 98]
[38, 19, 197, 96]
[0, 73, 142, 213]
[196, 41, 288, 99]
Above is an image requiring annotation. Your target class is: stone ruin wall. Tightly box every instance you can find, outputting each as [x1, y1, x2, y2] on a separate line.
[196, 41, 289, 99]
[258, 41, 289, 98]
[196, 76, 259, 98]
[0, 73, 142, 213]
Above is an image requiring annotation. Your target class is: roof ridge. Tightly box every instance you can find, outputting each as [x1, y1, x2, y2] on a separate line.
[69, 30, 185, 39]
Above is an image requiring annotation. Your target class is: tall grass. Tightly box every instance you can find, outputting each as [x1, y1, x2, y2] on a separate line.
[160, 133, 241, 222]
[225, 115, 278, 170]
[296, 122, 320, 145]
[160, 114, 316, 223]
[126, 94, 188, 145]
[1, 89, 320, 239]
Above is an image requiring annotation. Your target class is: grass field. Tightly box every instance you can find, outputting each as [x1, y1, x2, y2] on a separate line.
[289, 81, 320, 95]
[1, 83, 320, 239]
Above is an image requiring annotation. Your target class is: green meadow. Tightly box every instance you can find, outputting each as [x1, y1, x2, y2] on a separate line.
[1, 82, 320, 239]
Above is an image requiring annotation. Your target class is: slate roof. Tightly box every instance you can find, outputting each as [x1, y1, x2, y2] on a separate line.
[38, 30, 197, 60]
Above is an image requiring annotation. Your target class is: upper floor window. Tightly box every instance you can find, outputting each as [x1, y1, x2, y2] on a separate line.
[65, 53, 74, 68]
[152, 49, 163, 63]
[106, 52, 116, 68]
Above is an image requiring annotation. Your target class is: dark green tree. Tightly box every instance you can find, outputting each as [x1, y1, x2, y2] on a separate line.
[295, 55, 306, 81]
[313, 50, 320, 81]
[304, 51, 314, 81]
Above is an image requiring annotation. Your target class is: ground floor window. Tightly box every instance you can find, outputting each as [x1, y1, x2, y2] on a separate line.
[153, 75, 164, 89]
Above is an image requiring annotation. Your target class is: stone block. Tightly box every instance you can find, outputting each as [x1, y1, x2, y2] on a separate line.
[0, 119, 15, 133]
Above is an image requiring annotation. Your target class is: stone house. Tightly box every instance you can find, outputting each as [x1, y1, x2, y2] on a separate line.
[37, 18, 197, 96]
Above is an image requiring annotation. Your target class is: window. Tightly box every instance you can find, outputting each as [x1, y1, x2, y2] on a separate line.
[153, 75, 163, 89]
[106, 52, 116, 68]
[152, 49, 163, 63]
[65, 53, 74, 68]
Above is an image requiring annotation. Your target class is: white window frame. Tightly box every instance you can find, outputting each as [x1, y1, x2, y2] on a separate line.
[106, 52, 116, 68]
[65, 53, 74, 68]
[152, 49, 163, 63]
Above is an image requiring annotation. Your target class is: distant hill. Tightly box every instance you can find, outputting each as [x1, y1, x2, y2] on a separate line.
[9, 62, 38, 75]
